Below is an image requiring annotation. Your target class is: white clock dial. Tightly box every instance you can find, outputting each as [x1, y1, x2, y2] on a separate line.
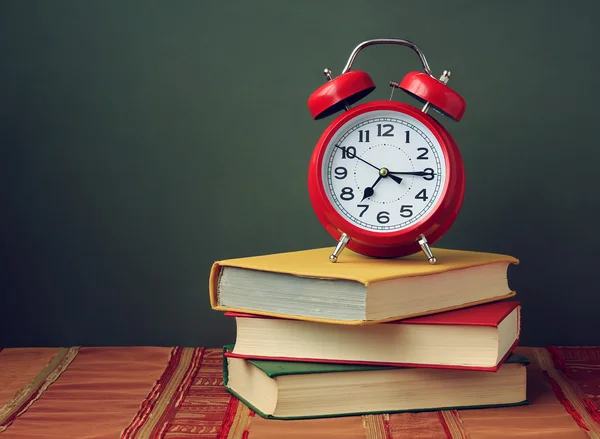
[322, 109, 447, 232]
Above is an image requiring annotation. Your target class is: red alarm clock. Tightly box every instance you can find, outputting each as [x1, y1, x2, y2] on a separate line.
[307, 39, 466, 263]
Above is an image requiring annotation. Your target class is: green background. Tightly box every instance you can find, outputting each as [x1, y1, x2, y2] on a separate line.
[1, 1, 597, 348]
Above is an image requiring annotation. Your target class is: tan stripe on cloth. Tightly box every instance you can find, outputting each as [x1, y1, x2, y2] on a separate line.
[0, 347, 79, 433]
[225, 401, 253, 439]
[0, 348, 61, 408]
[362, 414, 390, 439]
[122, 347, 205, 438]
[215, 396, 253, 439]
[0, 347, 172, 439]
[440, 410, 468, 438]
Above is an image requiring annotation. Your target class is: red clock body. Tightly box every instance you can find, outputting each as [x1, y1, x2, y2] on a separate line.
[307, 100, 466, 259]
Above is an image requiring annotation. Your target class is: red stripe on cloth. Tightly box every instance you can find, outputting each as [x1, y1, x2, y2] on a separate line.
[150, 348, 205, 438]
[438, 412, 454, 439]
[216, 396, 240, 439]
[1, 387, 46, 431]
[121, 347, 209, 439]
[383, 414, 393, 439]
[546, 346, 600, 425]
[546, 346, 567, 372]
[121, 347, 194, 439]
[162, 348, 239, 438]
[242, 410, 255, 439]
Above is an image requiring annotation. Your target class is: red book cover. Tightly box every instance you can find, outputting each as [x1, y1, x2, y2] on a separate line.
[224, 301, 521, 372]
[226, 300, 520, 327]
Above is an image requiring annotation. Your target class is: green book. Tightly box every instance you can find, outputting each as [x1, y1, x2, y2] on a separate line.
[222, 345, 529, 420]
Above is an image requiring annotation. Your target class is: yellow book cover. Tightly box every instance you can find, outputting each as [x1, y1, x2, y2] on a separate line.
[209, 247, 519, 325]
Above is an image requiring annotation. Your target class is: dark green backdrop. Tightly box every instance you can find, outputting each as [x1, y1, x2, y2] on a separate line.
[1, 1, 598, 348]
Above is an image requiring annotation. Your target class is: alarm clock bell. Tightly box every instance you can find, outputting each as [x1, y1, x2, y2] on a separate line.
[308, 39, 465, 123]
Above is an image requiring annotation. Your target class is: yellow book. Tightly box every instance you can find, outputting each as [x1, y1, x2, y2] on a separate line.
[209, 247, 519, 325]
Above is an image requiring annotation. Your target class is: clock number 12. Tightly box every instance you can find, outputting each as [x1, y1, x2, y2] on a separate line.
[359, 124, 395, 142]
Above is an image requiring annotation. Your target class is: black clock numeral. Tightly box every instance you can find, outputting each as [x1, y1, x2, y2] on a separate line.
[417, 147, 429, 160]
[415, 188, 428, 201]
[357, 204, 369, 217]
[334, 167, 347, 179]
[377, 124, 394, 137]
[358, 130, 370, 142]
[340, 187, 354, 201]
[405, 130, 410, 143]
[341, 146, 356, 159]
[377, 211, 390, 224]
[423, 168, 435, 181]
[400, 205, 413, 218]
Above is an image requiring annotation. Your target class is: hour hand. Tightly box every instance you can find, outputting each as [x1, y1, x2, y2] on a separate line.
[388, 174, 403, 185]
[361, 187, 374, 201]
[361, 175, 382, 201]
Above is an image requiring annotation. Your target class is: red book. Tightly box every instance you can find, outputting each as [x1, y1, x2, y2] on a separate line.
[225, 301, 521, 371]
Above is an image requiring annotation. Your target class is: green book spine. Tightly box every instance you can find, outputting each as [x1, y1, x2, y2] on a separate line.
[221, 345, 530, 420]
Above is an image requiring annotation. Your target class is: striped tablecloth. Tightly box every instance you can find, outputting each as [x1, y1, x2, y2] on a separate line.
[0, 346, 598, 438]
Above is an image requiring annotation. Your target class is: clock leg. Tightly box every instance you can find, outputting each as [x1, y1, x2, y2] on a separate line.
[329, 233, 350, 263]
[417, 234, 437, 264]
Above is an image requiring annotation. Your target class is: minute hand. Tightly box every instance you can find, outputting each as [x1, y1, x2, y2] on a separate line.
[389, 171, 435, 177]
[333, 146, 380, 171]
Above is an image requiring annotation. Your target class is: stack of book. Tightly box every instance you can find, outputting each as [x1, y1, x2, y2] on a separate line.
[209, 247, 528, 420]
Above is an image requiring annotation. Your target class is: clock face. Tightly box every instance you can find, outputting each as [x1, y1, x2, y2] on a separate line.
[322, 109, 447, 233]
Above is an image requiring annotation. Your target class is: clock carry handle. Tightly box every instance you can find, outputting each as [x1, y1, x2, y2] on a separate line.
[340, 38, 434, 76]
[307, 38, 466, 122]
